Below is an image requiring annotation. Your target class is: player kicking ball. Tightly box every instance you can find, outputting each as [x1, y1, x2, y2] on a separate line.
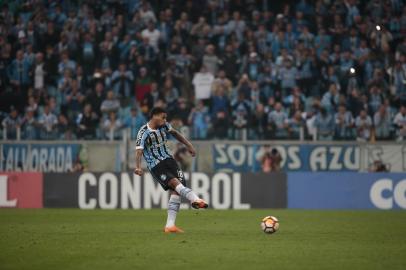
[134, 107, 208, 233]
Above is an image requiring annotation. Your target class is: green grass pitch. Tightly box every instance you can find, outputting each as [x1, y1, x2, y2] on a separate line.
[0, 209, 405, 270]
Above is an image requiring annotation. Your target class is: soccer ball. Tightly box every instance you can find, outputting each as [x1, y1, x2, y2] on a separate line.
[260, 216, 279, 234]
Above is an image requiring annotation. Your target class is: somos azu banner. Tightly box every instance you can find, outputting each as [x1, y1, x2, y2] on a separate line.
[212, 143, 406, 172]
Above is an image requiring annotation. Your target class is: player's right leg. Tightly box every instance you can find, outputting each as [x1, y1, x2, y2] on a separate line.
[167, 178, 208, 209]
[191, 198, 209, 209]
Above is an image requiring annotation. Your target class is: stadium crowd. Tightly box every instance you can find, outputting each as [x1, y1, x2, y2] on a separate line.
[1, 0, 406, 141]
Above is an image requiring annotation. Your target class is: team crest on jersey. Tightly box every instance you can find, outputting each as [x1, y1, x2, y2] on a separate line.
[160, 174, 167, 181]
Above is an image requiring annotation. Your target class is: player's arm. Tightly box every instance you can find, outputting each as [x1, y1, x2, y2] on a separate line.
[168, 129, 196, 157]
[134, 149, 143, 175]
[134, 129, 147, 175]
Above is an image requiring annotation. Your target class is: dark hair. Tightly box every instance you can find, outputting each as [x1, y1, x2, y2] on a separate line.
[271, 148, 279, 155]
[149, 107, 167, 119]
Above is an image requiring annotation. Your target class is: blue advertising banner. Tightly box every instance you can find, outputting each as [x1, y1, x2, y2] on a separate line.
[0, 143, 82, 172]
[212, 144, 360, 172]
[287, 172, 406, 209]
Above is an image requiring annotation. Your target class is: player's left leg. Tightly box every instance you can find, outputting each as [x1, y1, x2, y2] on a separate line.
[164, 190, 184, 233]
[168, 178, 208, 209]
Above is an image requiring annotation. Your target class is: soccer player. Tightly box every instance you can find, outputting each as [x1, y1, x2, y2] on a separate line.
[134, 107, 208, 233]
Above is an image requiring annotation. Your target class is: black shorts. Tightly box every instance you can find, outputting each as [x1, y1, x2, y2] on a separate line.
[150, 158, 186, 191]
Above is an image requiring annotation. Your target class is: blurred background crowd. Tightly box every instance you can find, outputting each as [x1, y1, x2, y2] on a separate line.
[1, 0, 406, 141]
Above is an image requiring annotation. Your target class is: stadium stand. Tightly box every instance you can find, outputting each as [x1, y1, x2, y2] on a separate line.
[0, 0, 405, 141]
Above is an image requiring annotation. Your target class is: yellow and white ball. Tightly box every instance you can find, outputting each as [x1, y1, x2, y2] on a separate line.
[260, 216, 279, 234]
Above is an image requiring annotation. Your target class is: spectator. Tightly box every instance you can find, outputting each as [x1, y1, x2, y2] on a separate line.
[2, 106, 22, 139]
[122, 107, 147, 140]
[191, 37, 207, 63]
[347, 89, 364, 117]
[297, 49, 314, 95]
[283, 87, 306, 109]
[370, 25, 393, 52]
[135, 67, 152, 102]
[188, 101, 210, 139]
[355, 109, 373, 141]
[267, 102, 289, 139]
[8, 50, 31, 91]
[394, 105, 406, 141]
[86, 82, 105, 117]
[97, 34, 116, 75]
[315, 28, 332, 56]
[58, 69, 73, 93]
[171, 98, 190, 125]
[288, 110, 305, 139]
[235, 74, 251, 101]
[21, 109, 37, 140]
[64, 80, 85, 120]
[321, 83, 340, 113]
[374, 105, 392, 140]
[143, 82, 163, 110]
[390, 61, 406, 105]
[191, 17, 210, 39]
[227, 11, 246, 42]
[259, 147, 283, 173]
[111, 63, 134, 99]
[101, 90, 120, 115]
[335, 104, 355, 140]
[368, 86, 384, 114]
[81, 33, 96, 77]
[38, 105, 58, 140]
[339, 50, 354, 76]
[298, 26, 314, 49]
[249, 81, 266, 108]
[315, 107, 335, 140]
[244, 52, 262, 81]
[44, 45, 58, 85]
[26, 96, 38, 116]
[258, 64, 278, 98]
[162, 79, 179, 109]
[192, 65, 214, 102]
[139, 2, 157, 24]
[57, 114, 76, 140]
[211, 85, 229, 117]
[232, 92, 251, 140]
[102, 111, 123, 140]
[174, 46, 192, 96]
[212, 110, 229, 139]
[322, 65, 340, 92]
[279, 59, 298, 94]
[33, 53, 46, 92]
[77, 104, 99, 139]
[58, 51, 76, 75]
[141, 21, 160, 53]
[369, 160, 389, 172]
[117, 35, 132, 62]
[220, 44, 240, 84]
[202, 44, 220, 76]
[212, 70, 233, 99]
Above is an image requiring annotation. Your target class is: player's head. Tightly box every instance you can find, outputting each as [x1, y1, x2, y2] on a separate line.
[149, 107, 167, 126]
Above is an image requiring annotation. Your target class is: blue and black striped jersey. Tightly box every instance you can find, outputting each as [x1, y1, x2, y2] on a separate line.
[135, 122, 173, 169]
